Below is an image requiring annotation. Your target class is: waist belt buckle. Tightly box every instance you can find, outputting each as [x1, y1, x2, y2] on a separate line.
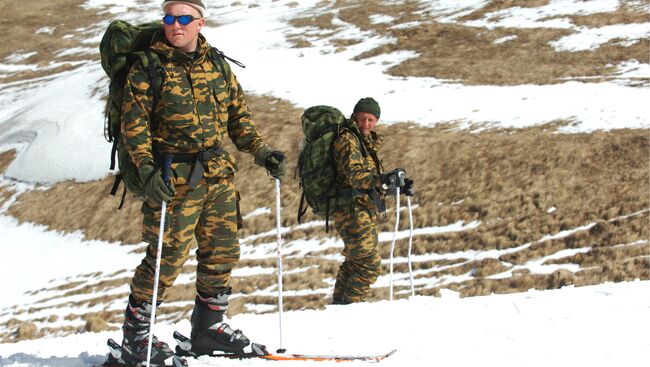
[199, 151, 212, 162]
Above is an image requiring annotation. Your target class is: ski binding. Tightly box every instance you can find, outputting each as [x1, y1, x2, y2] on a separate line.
[173, 330, 269, 358]
[100, 338, 187, 367]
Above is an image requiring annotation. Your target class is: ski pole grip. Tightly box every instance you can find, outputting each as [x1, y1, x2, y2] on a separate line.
[396, 168, 406, 187]
[162, 155, 172, 186]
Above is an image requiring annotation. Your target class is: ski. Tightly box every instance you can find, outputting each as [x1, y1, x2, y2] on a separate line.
[256, 349, 397, 363]
[173, 331, 396, 363]
[98, 338, 188, 367]
[179, 349, 397, 363]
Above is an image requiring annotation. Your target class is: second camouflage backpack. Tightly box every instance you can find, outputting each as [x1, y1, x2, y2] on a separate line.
[297, 105, 363, 225]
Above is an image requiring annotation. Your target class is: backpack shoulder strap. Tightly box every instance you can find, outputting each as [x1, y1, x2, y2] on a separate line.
[131, 50, 164, 133]
[210, 46, 245, 69]
[207, 47, 245, 93]
[339, 125, 383, 177]
[339, 125, 368, 158]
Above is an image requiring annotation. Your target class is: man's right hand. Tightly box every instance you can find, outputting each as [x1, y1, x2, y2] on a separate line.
[381, 168, 406, 190]
[140, 164, 175, 205]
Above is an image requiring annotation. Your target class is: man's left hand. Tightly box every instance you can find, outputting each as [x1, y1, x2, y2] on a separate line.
[404, 178, 414, 197]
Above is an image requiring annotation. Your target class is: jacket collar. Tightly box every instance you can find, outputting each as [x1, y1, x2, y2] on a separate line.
[368, 130, 383, 149]
[347, 119, 383, 148]
[151, 31, 211, 66]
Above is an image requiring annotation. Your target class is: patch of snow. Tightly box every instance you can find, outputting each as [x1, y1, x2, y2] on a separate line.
[370, 14, 396, 25]
[36, 27, 56, 35]
[493, 35, 518, 44]
[550, 23, 650, 52]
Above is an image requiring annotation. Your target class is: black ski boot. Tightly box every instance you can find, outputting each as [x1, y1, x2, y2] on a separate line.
[181, 287, 251, 356]
[119, 295, 175, 365]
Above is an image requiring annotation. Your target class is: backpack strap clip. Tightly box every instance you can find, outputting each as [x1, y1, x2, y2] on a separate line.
[210, 47, 246, 69]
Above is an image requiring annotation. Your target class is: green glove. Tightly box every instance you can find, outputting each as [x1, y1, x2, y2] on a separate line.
[254, 146, 287, 181]
[403, 178, 415, 197]
[254, 145, 273, 167]
[139, 163, 175, 205]
[265, 150, 287, 181]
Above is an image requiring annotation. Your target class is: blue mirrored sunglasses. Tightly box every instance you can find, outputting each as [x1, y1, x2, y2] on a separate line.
[163, 14, 199, 26]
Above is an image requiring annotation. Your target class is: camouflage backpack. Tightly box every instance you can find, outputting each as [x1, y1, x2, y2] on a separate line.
[100, 20, 166, 207]
[100, 20, 238, 208]
[297, 105, 366, 227]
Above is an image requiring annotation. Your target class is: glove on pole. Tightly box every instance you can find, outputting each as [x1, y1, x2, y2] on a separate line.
[146, 156, 172, 367]
[275, 179, 286, 353]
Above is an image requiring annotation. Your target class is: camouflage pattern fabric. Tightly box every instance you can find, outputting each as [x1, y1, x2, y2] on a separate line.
[333, 128, 383, 192]
[122, 31, 268, 302]
[130, 175, 240, 301]
[121, 31, 270, 175]
[331, 199, 381, 303]
[331, 128, 384, 303]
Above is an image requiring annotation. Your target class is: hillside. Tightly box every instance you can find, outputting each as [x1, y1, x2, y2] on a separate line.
[0, 0, 648, 345]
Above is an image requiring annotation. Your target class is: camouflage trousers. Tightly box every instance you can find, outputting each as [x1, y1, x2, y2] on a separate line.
[130, 174, 241, 303]
[331, 198, 381, 304]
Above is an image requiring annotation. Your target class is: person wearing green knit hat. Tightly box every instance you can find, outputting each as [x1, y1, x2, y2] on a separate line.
[352, 97, 380, 137]
[353, 97, 381, 118]
[328, 97, 414, 305]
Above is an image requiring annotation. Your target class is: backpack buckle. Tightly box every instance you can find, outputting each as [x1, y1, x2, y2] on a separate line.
[199, 151, 212, 162]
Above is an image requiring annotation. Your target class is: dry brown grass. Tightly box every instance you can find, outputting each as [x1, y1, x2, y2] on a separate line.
[384, 26, 648, 85]
[500, 215, 649, 265]
[459, 0, 552, 19]
[2, 308, 123, 343]
[439, 256, 650, 299]
[0, 149, 15, 173]
[41, 278, 131, 303]
[7, 99, 649, 271]
[0, 0, 104, 83]
[0, 149, 17, 207]
[287, 1, 649, 85]
[405, 213, 649, 299]
[8, 176, 144, 244]
[556, 3, 650, 28]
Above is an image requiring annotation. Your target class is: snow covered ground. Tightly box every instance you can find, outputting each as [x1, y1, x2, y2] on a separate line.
[0, 0, 648, 365]
[0, 280, 648, 366]
[0, 204, 648, 365]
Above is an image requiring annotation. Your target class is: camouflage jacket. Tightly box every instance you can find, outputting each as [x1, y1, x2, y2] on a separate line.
[333, 123, 384, 207]
[121, 32, 268, 179]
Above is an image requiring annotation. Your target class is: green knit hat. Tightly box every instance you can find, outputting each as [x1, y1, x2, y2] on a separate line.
[353, 97, 380, 119]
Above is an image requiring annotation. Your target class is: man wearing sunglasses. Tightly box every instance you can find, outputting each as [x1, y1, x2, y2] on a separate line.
[119, 0, 287, 363]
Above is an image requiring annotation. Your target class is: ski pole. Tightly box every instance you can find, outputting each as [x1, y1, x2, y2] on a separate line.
[407, 196, 415, 297]
[146, 156, 172, 367]
[389, 186, 400, 301]
[275, 178, 286, 353]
